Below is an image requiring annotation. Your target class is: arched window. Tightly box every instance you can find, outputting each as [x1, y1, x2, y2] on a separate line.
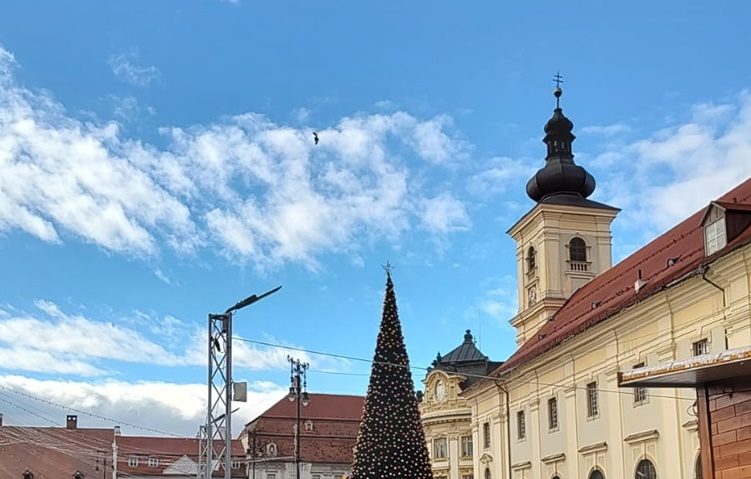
[589, 469, 605, 479]
[527, 246, 536, 271]
[569, 237, 587, 262]
[635, 459, 656, 479]
[484, 468, 491, 479]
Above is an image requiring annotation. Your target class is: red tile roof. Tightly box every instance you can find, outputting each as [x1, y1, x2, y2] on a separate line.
[477, 177, 751, 384]
[245, 393, 364, 464]
[0, 426, 115, 478]
[250, 393, 364, 422]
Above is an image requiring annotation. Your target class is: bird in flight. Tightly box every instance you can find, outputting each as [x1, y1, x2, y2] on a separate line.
[313, 132, 319, 145]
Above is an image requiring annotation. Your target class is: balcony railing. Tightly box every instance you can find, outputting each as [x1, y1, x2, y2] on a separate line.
[568, 261, 590, 272]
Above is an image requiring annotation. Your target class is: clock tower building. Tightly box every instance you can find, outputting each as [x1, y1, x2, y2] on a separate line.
[507, 87, 619, 346]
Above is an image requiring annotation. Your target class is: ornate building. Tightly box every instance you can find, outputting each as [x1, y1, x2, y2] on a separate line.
[420, 330, 501, 479]
[445, 86, 751, 479]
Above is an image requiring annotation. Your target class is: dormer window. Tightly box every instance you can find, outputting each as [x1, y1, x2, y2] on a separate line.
[701, 201, 751, 256]
[705, 218, 727, 255]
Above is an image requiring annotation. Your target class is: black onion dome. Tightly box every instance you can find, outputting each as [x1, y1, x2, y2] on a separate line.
[526, 87, 596, 202]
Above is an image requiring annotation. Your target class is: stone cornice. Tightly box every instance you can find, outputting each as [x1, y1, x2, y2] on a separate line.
[541, 453, 566, 464]
[623, 429, 659, 444]
[578, 441, 607, 454]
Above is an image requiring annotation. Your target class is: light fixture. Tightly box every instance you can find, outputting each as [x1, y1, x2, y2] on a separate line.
[301, 391, 309, 406]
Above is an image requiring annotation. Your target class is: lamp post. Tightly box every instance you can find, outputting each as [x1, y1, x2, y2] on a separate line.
[202, 286, 282, 479]
[287, 356, 310, 479]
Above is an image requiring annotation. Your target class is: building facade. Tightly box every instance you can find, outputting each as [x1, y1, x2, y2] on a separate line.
[240, 393, 364, 479]
[420, 330, 501, 479]
[449, 87, 751, 479]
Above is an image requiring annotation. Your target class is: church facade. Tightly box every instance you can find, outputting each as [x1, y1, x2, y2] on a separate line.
[423, 86, 751, 479]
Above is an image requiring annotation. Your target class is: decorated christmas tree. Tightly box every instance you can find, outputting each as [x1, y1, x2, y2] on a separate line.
[351, 268, 433, 479]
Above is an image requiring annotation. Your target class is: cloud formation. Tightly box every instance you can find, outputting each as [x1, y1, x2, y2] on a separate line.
[0, 46, 470, 269]
[107, 50, 161, 86]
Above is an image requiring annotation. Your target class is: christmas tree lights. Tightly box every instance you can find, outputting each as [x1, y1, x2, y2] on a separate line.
[351, 269, 433, 479]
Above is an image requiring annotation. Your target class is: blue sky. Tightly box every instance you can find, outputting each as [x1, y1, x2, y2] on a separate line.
[1, 1, 751, 436]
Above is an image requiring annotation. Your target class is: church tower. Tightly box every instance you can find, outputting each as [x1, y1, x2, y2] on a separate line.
[507, 84, 619, 346]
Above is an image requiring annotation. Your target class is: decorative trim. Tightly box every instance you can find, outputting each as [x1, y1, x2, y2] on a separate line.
[682, 419, 699, 432]
[623, 429, 659, 444]
[479, 453, 493, 465]
[578, 441, 607, 454]
[541, 453, 566, 464]
[511, 461, 532, 471]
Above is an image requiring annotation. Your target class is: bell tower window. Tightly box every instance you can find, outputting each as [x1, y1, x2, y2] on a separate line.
[527, 246, 536, 272]
[569, 237, 587, 262]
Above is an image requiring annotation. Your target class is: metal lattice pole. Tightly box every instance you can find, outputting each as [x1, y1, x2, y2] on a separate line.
[200, 286, 282, 479]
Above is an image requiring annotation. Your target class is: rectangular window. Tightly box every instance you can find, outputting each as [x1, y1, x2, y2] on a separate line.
[483, 422, 490, 449]
[517, 410, 526, 440]
[127, 457, 139, 467]
[148, 457, 158, 468]
[705, 219, 727, 255]
[461, 435, 473, 457]
[693, 339, 709, 356]
[433, 437, 448, 459]
[266, 474, 276, 479]
[548, 397, 558, 430]
[231, 460, 241, 469]
[587, 382, 599, 418]
[633, 363, 648, 404]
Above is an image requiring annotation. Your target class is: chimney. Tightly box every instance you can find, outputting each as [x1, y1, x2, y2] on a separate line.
[114, 425, 121, 436]
[0, 413, 3, 426]
[66, 415, 78, 429]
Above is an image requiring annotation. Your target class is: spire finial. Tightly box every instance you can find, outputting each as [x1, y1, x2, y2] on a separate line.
[553, 71, 564, 108]
[382, 261, 393, 276]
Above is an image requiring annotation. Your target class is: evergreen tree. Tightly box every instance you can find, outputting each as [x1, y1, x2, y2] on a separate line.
[351, 269, 433, 479]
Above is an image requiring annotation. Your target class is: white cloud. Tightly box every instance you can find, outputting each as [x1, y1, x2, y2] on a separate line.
[0, 375, 286, 436]
[419, 193, 471, 233]
[0, 45, 470, 268]
[596, 91, 751, 234]
[107, 50, 160, 87]
[467, 156, 532, 198]
[581, 123, 632, 137]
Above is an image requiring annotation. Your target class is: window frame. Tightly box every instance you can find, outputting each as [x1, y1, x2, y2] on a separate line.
[705, 218, 727, 255]
[633, 362, 648, 405]
[569, 237, 587, 262]
[148, 457, 159, 468]
[586, 381, 599, 419]
[482, 422, 491, 449]
[127, 457, 139, 467]
[527, 246, 536, 272]
[433, 437, 448, 459]
[460, 434, 473, 458]
[693, 338, 709, 356]
[634, 459, 657, 479]
[516, 410, 526, 441]
[548, 396, 558, 431]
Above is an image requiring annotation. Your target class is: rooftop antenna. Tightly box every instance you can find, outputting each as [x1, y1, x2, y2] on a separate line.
[553, 71, 564, 108]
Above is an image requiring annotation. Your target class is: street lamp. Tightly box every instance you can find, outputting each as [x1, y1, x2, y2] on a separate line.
[287, 356, 310, 479]
[202, 285, 282, 479]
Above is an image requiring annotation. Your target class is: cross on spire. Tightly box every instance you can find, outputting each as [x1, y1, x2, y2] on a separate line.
[553, 71, 564, 108]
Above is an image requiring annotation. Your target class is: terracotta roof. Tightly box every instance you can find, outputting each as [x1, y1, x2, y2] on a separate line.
[245, 393, 364, 464]
[0, 426, 115, 479]
[249, 393, 364, 422]
[475, 177, 751, 387]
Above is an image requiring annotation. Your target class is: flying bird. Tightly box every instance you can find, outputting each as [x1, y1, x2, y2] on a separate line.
[313, 132, 319, 145]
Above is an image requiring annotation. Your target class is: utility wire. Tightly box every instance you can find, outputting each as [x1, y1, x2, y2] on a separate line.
[233, 336, 697, 402]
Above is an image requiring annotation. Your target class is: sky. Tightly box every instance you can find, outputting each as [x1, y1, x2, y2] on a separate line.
[1, 1, 751, 437]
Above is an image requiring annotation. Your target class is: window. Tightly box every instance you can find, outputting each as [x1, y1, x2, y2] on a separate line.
[569, 237, 587, 262]
[313, 475, 321, 479]
[484, 468, 491, 479]
[462, 475, 474, 479]
[434, 437, 448, 458]
[231, 461, 241, 469]
[266, 474, 276, 479]
[461, 435, 473, 457]
[633, 363, 647, 404]
[305, 420, 314, 431]
[589, 469, 605, 479]
[483, 422, 490, 449]
[517, 410, 526, 440]
[635, 459, 657, 479]
[693, 339, 709, 356]
[127, 457, 139, 467]
[548, 397, 558, 430]
[587, 382, 599, 418]
[148, 457, 159, 468]
[527, 246, 536, 271]
[705, 219, 727, 255]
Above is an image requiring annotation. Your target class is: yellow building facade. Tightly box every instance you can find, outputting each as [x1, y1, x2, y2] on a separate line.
[423, 87, 751, 479]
